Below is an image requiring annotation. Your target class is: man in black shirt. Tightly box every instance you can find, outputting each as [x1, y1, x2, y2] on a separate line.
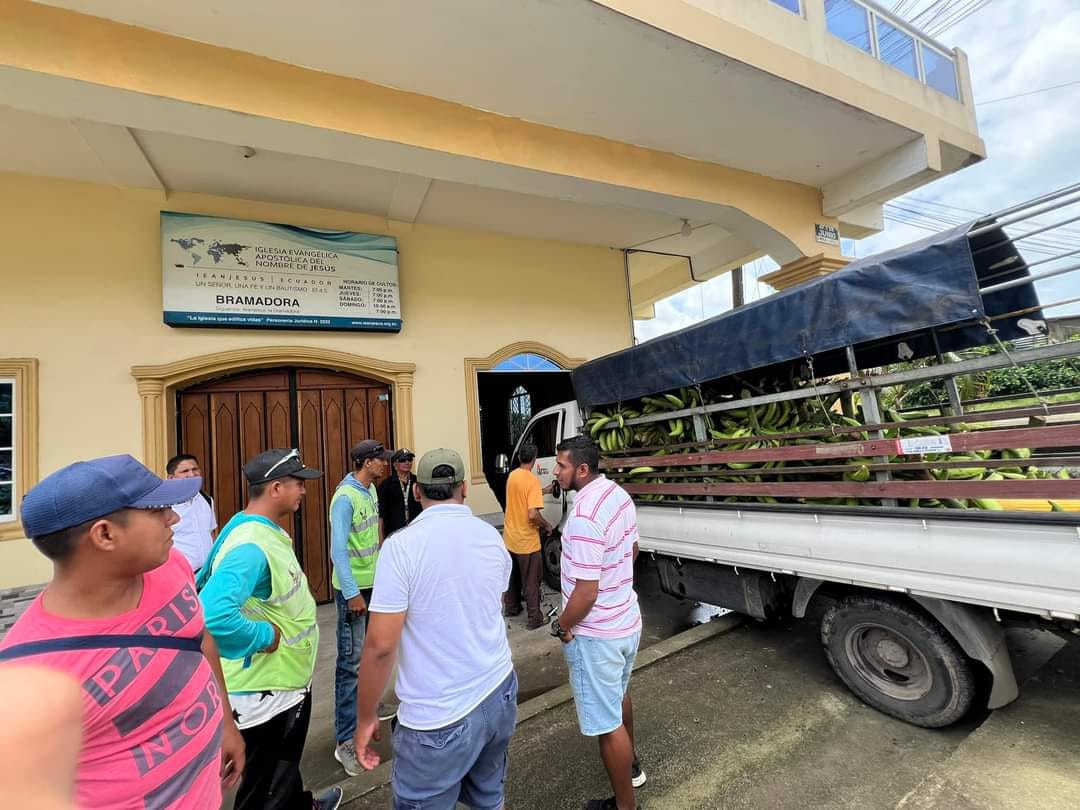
[377, 448, 422, 537]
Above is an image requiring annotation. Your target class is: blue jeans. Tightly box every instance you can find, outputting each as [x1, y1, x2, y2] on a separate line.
[334, 587, 372, 744]
[391, 671, 518, 810]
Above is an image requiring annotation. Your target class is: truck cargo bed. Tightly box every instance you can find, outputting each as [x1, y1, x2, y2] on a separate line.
[636, 503, 1080, 620]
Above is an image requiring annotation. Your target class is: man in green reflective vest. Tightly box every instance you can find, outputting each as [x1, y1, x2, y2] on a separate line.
[198, 448, 343, 810]
[329, 438, 393, 775]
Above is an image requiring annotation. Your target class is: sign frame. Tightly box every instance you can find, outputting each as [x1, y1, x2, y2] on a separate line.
[815, 223, 841, 246]
[161, 212, 402, 332]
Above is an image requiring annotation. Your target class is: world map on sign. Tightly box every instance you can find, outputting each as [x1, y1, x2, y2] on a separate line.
[171, 237, 251, 266]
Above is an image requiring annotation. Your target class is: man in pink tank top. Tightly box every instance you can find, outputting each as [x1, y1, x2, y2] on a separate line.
[0, 454, 245, 809]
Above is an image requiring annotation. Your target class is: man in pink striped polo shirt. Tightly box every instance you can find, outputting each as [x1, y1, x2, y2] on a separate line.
[551, 435, 644, 810]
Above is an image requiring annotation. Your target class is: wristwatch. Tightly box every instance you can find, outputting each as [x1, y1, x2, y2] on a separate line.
[550, 618, 571, 642]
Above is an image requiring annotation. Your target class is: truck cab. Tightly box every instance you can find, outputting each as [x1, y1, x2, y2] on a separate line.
[498, 401, 581, 586]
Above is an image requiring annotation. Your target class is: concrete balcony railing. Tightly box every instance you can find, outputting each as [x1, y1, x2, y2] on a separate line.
[770, 0, 962, 100]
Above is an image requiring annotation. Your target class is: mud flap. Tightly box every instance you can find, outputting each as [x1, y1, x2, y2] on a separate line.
[912, 596, 1019, 709]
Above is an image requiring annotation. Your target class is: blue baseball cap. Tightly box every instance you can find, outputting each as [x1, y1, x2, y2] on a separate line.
[21, 454, 203, 539]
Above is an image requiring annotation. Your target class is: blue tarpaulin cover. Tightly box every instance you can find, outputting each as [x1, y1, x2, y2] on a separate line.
[572, 223, 1042, 408]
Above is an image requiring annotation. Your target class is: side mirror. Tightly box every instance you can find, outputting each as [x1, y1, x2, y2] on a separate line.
[494, 453, 510, 474]
[550, 479, 562, 500]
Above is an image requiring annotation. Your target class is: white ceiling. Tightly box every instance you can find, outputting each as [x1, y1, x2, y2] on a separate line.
[0, 106, 727, 254]
[135, 130, 403, 218]
[0, 107, 114, 185]
[33, 0, 918, 187]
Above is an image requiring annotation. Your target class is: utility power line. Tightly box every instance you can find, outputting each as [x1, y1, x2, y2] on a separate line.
[977, 79, 1080, 106]
[925, 0, 994, 37]
[891, 0, 993, 38]
[884, 193, 1080, 258]
[903, 196, 1080, 245]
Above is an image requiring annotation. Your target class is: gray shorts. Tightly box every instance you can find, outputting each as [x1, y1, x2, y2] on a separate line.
[391, 671, 518, 810]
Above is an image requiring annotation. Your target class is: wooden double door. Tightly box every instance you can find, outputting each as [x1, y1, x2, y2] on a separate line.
[177, 367, 392, 603]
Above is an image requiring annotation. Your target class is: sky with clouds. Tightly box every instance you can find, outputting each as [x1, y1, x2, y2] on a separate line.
[635, 0, 1080, 343]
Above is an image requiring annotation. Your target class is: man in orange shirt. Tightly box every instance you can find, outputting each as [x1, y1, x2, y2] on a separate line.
[502, 443, 552, 629]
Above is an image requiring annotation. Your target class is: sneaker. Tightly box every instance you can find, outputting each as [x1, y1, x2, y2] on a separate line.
[632, 755, 647, 788]
[333, 741, 362, 777]
[314, 785, 344, 810]
[582, 798, 617, 810]
[377, 701, 399, 721]
[526, 616, 545, 630]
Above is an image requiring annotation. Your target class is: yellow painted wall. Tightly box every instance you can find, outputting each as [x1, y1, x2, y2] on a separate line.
[0, 172, 631, 588]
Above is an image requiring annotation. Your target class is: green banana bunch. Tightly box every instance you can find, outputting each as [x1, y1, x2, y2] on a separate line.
[596, 380, 1063, 511]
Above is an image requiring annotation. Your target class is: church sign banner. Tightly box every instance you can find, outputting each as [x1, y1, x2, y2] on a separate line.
[161, 212, 401, 332]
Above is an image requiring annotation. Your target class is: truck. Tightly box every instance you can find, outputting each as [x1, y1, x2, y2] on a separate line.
[497, 190, 1080, 728]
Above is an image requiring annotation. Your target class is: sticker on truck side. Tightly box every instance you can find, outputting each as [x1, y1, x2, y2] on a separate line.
[897, 435, 953, 455]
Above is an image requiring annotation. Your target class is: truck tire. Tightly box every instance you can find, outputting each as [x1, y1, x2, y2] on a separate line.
[541, 531, 562, 592]
[820, 594, 976, 728]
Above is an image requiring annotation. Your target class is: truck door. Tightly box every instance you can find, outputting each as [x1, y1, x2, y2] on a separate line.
[518, 407, 564, 530]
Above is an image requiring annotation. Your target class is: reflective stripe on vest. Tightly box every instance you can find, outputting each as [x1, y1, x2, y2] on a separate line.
[213, 516, 319, 693]
[330, 480, 380, 591]
[352, 513, 379, 534]
[284, 623, 318, 646]
[264, 575, 305, 606]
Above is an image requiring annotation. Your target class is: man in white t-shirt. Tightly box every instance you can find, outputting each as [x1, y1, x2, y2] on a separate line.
[551, 435, 644, 810]
[352, 448, 517, 810]
[167, 453, 218, 573]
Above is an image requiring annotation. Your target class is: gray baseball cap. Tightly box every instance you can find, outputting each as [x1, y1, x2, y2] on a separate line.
[415, 448, 466, 485]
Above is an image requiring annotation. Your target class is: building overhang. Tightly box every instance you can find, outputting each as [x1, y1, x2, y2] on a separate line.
[21, 0, 984, 234]
[0, 0, 988, 306]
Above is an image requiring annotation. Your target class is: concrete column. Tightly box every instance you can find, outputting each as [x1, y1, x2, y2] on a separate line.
[136, 379, 167, 474]
[760, 253, 849, 290]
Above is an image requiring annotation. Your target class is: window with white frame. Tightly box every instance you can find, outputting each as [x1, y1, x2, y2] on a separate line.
[876, 17, 918, 79]
[769, 0, 802, 13]
[825, 0, 872, 53]
[0, 379, 13, 522]
[921, 44, 959, 99]
[823, 0, 961, 101]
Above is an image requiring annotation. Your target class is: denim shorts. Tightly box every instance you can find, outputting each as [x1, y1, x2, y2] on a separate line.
[391, 671, 518, 810]
[562, 631, 641, 737]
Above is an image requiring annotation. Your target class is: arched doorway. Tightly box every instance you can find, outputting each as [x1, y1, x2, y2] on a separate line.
[177, 367, 392, 603]
[475, 351, 575, 511]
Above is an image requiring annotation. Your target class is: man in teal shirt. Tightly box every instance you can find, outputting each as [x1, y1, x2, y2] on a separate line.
[329, 439, 393, 775]
[198, 447, 342, 810]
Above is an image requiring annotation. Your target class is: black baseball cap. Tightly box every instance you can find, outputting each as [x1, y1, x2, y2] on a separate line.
[243, 448, 323, 483]
[392, 448, 415, 463]
[351, 440, 393, 463]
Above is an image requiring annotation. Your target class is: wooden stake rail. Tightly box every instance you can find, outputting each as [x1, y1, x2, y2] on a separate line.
[602, 424, 1080, 470]
[601, 401, 1080, 457]
[624, 479, 1079, 500]
[608, 455, 1080, 480]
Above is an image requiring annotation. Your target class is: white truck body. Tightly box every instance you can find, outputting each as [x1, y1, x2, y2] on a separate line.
[526, 401, 1080, 622]
[508, 400, 1079, 725]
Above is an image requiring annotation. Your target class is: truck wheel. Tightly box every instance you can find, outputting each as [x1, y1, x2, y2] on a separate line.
[542, 531, 562, 591]
[820, 595, 976, 728]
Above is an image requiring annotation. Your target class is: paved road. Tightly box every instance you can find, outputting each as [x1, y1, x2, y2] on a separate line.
[344, 605, 1072, 809]
[290, 558, 724, 799]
